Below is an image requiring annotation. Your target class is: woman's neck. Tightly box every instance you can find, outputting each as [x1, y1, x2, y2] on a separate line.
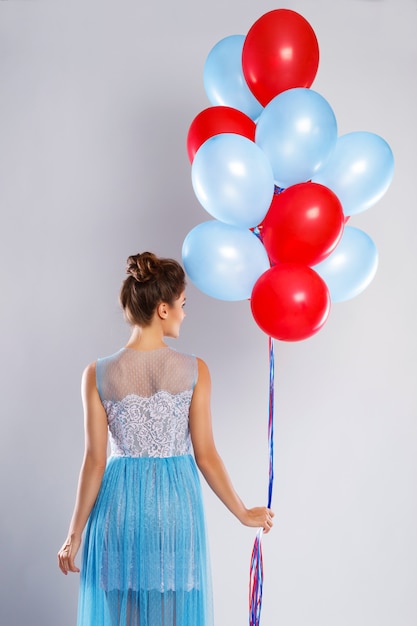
[125, 325, 167, 352]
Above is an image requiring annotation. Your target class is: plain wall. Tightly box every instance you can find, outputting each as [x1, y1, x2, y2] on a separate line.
[0, 0, 416, 624]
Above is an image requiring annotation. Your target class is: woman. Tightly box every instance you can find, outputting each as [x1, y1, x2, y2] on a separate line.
[58, 252, 274, 626]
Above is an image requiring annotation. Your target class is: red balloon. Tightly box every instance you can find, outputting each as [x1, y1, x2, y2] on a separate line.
[186, 106, 256, 163]
[250, 264, 330, 341]
[242, 9, 319, 106]
[260, 183, 344, 266]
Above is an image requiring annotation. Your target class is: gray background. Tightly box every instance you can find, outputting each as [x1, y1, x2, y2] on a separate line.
[0, 0, 416, 624]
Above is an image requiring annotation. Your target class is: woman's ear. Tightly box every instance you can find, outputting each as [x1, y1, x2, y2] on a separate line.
[157, 302, 168, 319]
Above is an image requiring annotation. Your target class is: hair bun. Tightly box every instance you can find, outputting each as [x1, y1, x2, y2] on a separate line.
[126, 252, 161, 283]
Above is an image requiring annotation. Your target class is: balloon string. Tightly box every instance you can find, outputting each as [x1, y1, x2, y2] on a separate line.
[249, 337, 275, 626]
[267, 335, 275, 509]
[249, 528, 264, 626]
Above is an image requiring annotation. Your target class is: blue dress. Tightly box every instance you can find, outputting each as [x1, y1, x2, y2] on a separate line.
[77, 347, 213, 626]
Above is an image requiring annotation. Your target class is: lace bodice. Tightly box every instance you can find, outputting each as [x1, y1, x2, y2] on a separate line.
[96, 347, 197, 458]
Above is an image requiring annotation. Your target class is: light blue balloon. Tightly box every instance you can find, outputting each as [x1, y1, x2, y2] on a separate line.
[313, 226, 378, 302]
[312, 131, 394, 216]
[203, 35, 263, 121]
[255, 88, 338, 189]
[191, 133, 275, 229]
[182, 220, 270, 301]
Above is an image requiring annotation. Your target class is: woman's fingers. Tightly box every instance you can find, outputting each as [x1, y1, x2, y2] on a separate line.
[262, 508, 274, 533]
[57, 540, 81, 575]
[57, 548, 70, 575]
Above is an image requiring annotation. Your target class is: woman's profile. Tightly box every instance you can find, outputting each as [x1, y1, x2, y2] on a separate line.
[58, 251, 274, 625]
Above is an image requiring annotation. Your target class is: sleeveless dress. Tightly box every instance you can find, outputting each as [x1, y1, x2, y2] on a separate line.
[77, 347, 213, 626]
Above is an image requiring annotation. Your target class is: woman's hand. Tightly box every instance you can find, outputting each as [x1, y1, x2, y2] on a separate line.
[240, 507, 275, 534]
[57, 535, 81, 575]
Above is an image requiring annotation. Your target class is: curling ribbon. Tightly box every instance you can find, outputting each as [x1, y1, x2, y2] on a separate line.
[249, 336, 275, 626]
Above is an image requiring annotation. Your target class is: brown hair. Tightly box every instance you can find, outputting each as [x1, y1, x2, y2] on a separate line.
[119, 252, 186, 326]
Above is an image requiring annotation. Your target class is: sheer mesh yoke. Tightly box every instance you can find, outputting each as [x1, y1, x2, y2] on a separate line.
[96, 347, 197, 458]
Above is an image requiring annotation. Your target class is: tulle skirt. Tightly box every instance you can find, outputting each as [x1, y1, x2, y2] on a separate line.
[77, 455, 213, 626]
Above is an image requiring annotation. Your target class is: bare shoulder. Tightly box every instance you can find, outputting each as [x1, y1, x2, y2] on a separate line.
[193, 357, 212, 395]
[195, 356, 208, 370]
[82, 361, 96, 381]
[81, 362, 98, 395]
[195, 357, 211, 377]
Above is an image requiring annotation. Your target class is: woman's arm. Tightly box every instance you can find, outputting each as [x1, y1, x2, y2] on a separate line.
[189, 358, 274, 533]
[57, 362, 108, 575]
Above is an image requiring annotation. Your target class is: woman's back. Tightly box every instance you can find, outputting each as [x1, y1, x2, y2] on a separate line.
[97, 347, 197, 458]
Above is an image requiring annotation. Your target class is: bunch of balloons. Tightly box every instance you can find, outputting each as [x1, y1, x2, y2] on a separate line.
[182, 8, 394, 342]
